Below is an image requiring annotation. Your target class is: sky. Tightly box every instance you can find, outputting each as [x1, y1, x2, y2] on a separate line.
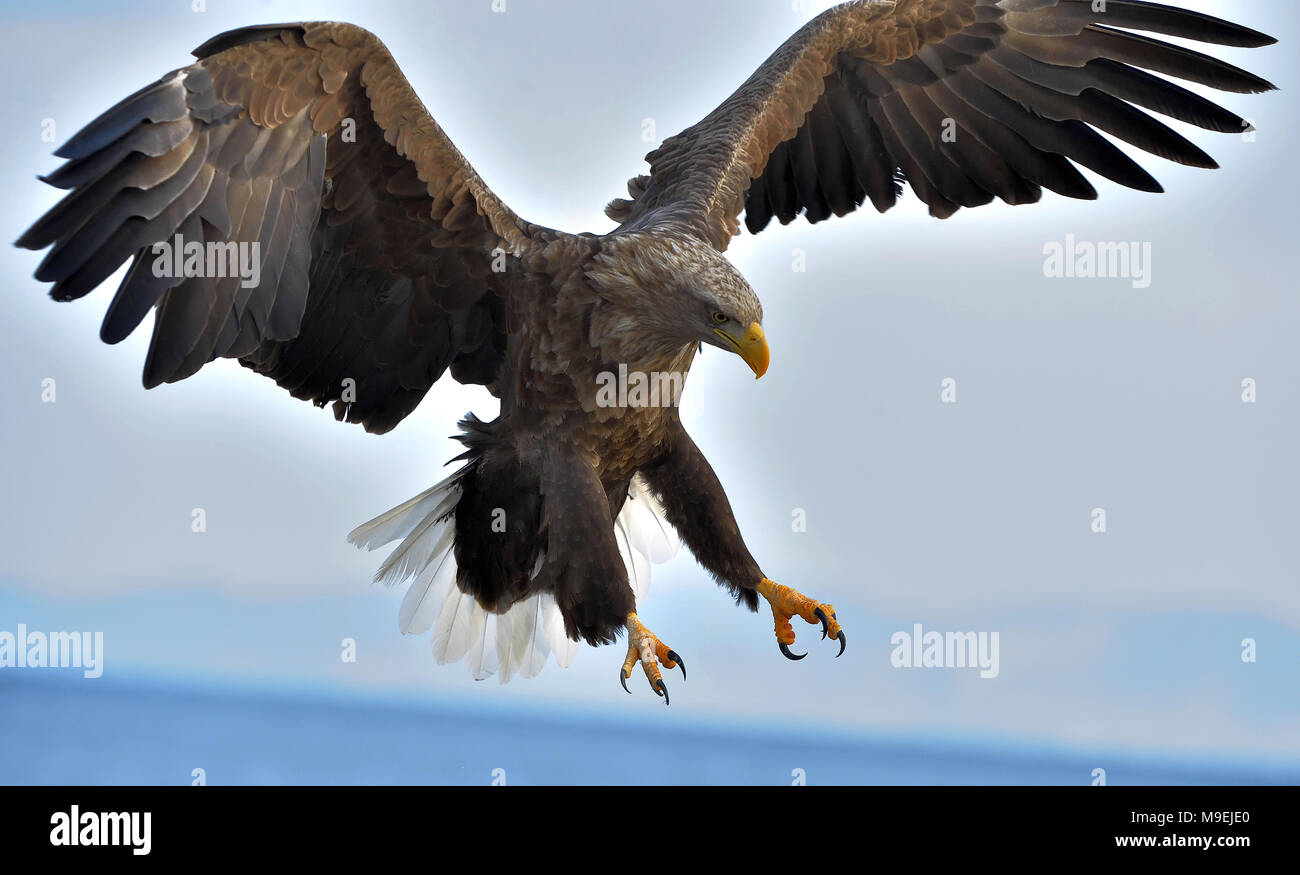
[0, 0, 1296, 768]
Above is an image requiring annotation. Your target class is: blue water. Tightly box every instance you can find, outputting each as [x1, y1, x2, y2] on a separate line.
[2, 675, 1296, 785]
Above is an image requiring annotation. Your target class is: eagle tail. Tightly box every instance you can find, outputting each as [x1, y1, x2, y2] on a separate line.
[347, 471, 677, 682]
[345, 467, 469, 558]
[614, 475, 682, 603]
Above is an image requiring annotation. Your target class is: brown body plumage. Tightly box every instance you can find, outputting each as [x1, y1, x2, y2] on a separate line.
[17, 2, 1276, 688]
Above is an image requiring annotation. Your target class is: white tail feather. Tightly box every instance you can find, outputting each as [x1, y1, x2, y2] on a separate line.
[432, 585, 485, 664]
[497, 596, 550, 683]
[398, 541, 456, 635]
[347, 469, 467, 551]
[624, 475, 681, 564]
[465, 614, 499, 681]
[370, 489, 460, 587]
[351, 470, 679, 682]
[541, 594, 579, 668]
[614, 517, 652, 604]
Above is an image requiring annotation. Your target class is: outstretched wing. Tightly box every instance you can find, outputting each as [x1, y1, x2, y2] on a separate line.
[18, 22, 556, 433]
[606, 0, 1276, 251]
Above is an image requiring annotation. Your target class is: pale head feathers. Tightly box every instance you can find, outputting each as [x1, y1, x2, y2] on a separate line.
[586, 232, 763, 364]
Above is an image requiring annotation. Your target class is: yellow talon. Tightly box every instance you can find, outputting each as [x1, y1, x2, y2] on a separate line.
[620, 613, 685, 704]
[757, 578, 845, 660]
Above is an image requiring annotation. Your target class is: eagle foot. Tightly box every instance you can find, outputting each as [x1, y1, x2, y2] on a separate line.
[620, 613, 685, 706]
[756, 578, 846, 660]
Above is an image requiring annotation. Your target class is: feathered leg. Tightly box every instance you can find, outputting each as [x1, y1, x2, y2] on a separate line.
[639, 420, 847, 662]
[534, 447, 690, 702]
[536, 446, 636, 647]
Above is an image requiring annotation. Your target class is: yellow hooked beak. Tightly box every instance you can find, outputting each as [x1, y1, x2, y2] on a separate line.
[714, 321, 770, 379]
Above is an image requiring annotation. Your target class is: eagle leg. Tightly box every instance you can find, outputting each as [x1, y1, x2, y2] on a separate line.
[756, 578, 846, 660]
[620, 613, 684, 705]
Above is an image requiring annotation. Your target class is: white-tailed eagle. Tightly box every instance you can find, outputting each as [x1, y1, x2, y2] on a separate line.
[17, 1, 1275, 702]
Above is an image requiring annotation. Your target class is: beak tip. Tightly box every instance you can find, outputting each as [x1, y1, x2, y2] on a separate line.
[717, 322, 769, 380]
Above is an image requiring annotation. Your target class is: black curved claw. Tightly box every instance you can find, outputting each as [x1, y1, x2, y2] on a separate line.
[620, 669, 631, 694]
[654, 677, 670, 706]
[666, 649, 686, 681]
[779, 641, 807, 661]
[835, 630, 847, 658]
[813, 607, 831, 641]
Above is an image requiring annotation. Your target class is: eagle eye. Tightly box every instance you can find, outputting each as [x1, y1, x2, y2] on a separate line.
[711, 312, 729, 324]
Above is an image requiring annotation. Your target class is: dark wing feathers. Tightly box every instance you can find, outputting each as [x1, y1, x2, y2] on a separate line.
[605, 0, 1276, 250]
[1004, 0, 1271, 48]
[18, 22, 553, 434]
[52, 75, 193, 161]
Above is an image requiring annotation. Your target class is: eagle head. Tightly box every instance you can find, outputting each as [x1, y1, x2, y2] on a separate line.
[587, 232, 769, 378]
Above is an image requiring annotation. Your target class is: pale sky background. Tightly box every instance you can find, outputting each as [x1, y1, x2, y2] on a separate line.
[0, 0, 1296, 767]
